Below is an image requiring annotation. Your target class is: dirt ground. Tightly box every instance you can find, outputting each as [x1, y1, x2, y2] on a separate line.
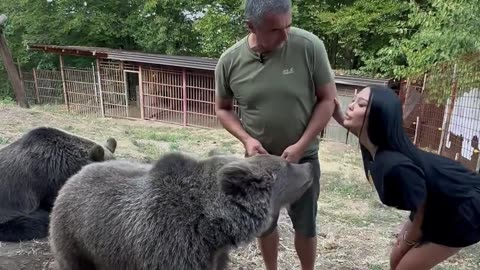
[0, 103, 479, 270]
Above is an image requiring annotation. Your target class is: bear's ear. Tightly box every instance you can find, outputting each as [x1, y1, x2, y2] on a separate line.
[217, 161, 264, 196]
[88, 145, 105, 162]
[105, 138, 117, 153]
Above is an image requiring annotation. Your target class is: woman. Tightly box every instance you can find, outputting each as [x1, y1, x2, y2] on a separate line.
[332, 85, 480, 270]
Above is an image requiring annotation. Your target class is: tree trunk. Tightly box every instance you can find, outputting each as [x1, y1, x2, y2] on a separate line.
[0, 18, 29, 108]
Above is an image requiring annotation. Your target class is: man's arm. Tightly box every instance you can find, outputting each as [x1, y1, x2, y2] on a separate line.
[215, 96, 252, 145]
[214, 54, 254, 146]
[295, 37, 337, 150]
[296, 82, 336, 150]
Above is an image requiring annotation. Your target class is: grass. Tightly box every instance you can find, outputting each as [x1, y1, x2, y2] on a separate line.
[1, 103, 479, 270]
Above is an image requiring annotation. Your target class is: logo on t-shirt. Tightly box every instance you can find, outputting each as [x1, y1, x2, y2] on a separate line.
[282, 67, 294, 75]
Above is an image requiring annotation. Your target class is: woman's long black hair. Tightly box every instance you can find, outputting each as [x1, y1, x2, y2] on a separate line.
[359, 85, 426, 178]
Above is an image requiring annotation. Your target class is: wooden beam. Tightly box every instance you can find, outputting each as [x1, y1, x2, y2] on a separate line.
[0, 14, 29, 108]
[139, 65, 144, 120]
[59, 55, 69, 111]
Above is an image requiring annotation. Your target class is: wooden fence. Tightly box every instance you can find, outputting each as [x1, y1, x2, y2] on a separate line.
[20, 60, 357, 146]
[20, 55, 480, 172]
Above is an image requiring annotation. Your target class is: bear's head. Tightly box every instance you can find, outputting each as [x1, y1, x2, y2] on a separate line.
[88, 138, 118, 162]
[217, 154, 314, 213]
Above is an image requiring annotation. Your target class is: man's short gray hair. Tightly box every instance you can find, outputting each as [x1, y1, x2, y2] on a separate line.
[244, 0, 292, 26]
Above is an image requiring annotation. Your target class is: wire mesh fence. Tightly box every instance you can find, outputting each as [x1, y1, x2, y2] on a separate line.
[18, 55, 480, 172]
[402, 56, 480, 172]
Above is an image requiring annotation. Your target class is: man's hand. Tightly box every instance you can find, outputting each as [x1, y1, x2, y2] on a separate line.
[244, 137, 268, 157]
[281, 143, 305, 163]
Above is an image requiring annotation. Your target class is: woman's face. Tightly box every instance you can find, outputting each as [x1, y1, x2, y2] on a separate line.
[343, 87, 371, 133]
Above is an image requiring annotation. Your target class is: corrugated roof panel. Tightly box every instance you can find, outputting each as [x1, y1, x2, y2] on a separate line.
[27, 44, 392, 86]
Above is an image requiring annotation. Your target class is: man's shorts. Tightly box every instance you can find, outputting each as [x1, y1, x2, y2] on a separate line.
[259, 156, 321, 238]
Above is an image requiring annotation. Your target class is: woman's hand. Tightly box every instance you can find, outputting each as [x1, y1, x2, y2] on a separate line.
[390, 219, 422, 269]
[332, 98, 345, 128]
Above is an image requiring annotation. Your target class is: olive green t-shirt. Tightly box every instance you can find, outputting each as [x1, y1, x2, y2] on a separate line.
[215, 27, 334, 158]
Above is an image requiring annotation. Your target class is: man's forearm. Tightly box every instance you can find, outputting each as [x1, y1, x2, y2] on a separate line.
[216, 109, 252, 145]
[296, 98, 335, 149]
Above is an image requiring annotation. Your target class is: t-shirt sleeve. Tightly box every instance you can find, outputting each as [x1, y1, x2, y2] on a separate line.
[214, 55, 233, 99]
[382, 163, 427, 212]
[311, 37, 334, 88]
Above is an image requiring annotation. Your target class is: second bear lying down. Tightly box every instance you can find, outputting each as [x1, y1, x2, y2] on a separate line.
[49, 151, 315, 270]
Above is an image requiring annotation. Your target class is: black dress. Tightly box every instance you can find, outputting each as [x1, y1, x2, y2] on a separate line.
[366, 148, 480, 248]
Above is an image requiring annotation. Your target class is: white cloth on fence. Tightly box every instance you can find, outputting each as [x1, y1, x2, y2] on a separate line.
[445, 88, 480, 160]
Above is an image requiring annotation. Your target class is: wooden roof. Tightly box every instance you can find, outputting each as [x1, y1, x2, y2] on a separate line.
[28, 43, 391, 87]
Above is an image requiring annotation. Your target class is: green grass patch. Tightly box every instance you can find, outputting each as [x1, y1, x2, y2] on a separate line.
[130, 128, 192, 142]
[367, 263, 387, 270]
[0, 136, 9, 145]
[321, 171, 374, 200]
[0, 96, 15, 105]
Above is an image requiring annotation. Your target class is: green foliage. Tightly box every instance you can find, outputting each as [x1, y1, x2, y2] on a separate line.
[399, 0, 480, 77]
[0, 0, 478, 102]
[0, 96, 15, 105]
[193, 2, 246, 58]
[363, 0, 480, 80]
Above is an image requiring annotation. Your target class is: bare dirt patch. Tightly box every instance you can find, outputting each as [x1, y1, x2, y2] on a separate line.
[1, 104, 479, 270]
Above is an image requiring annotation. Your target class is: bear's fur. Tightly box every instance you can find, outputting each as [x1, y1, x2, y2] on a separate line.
[49, 152, 314, 270]
[0, 126, 117, 242]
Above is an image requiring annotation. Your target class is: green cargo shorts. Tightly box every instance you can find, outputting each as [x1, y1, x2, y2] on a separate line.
[259, 156, 321, 238]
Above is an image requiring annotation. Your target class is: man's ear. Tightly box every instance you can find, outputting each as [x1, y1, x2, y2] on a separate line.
[245, 20, 256, 33]
[217, 161, 262, 196]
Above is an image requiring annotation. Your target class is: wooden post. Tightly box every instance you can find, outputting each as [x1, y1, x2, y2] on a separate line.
[182, 68, 187, 126]
[96, 59, 105, 118]
[59, 55, 69, 111]
[32, 68, 40, 103]
[437, 101, 450, 154]
[413, 116, 420, 145]
[0, 14, 29, 108]
[438, 64, 458, 155]
[402, 79, 411, 114]
[123, 70, 129, 118]
[419, 74, 427, 118]
[476, 152, 480, 173]
[92, 62, 98, 103]
[16, 59, 29, 103]
[139, 65, 144, 120]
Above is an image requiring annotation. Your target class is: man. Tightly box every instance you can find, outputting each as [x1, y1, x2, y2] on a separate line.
[214, 0, 337, 269]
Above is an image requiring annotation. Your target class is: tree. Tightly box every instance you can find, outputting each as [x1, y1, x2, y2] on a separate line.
[362, 0, 480, 80]
[0, 14, 29, 108]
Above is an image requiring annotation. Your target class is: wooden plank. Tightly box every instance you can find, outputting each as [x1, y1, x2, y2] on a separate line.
[139, 65, 145, 119]
[32, 68, 40, 103]
[96, 59, 105, 118]
[59, 55, 69, 111]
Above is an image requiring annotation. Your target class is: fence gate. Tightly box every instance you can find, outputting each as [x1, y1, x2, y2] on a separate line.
[63, 66, 103, 117]
[141, 66, 185, 125]
[98, 60, 128, 118]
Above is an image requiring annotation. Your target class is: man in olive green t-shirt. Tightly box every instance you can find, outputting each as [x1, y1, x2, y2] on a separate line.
[214, 0, 337, 269]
